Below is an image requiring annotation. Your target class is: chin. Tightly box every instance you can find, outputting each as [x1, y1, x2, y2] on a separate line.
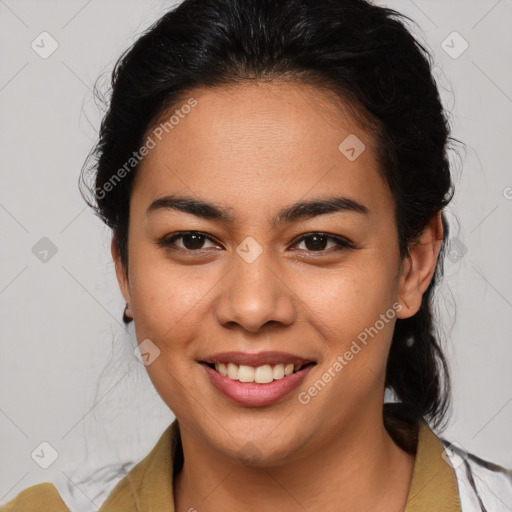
[216, 433, 303, 468]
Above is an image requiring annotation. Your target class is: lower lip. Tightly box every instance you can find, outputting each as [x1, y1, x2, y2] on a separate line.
[200, 363, 315, 406]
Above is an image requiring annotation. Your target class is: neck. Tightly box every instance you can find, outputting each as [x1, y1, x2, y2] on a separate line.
[173, 408, 416, 512]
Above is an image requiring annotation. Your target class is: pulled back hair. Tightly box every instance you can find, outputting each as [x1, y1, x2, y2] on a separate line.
[81, 0, 459, 431]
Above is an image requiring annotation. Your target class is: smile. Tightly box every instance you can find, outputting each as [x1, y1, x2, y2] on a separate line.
[200, 361, 316, 407]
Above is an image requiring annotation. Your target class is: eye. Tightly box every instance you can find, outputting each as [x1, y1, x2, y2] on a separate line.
[158, 231, 221, 252]
[291, 233, 355, 253]
[157, 231, 355, 255]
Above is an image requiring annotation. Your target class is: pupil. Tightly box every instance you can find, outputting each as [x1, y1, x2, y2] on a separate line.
[305, 234, 327, 251]
[183, 233, 205, 250]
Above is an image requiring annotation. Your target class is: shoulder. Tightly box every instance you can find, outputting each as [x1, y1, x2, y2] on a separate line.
[0, 482, 69, 512]
[440, 438, 512, 512]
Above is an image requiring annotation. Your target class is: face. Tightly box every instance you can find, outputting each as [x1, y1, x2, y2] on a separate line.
[113, 80, 441, 465]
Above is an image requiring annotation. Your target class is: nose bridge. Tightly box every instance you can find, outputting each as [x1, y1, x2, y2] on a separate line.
[214, 240, 296, 332]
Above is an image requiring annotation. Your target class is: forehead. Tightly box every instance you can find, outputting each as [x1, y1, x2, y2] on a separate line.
[132, 81, 392, 221]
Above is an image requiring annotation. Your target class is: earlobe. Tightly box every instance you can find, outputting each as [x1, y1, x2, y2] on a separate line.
[396, 211, 444, 319]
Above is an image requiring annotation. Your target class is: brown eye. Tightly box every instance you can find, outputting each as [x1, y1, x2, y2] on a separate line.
[158, 231, 354, 255]
[160, 231, 220, 251]
[293, 233, 354, 252]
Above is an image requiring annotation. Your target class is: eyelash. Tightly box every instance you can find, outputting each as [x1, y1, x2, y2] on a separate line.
[157, 231, 356, 255]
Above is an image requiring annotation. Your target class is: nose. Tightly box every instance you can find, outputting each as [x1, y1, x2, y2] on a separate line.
[214, 249, 296, 333]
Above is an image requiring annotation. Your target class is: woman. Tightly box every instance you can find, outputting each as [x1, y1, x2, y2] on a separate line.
[2, 0, 511, 510]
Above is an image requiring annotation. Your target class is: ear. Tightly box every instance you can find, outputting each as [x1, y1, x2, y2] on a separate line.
[111, 238, 131, 305]
[396, 210, 444, 319]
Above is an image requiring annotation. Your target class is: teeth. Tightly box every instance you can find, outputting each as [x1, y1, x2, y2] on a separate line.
[213, 362, 307, 383]
[284, 363, 295, 376]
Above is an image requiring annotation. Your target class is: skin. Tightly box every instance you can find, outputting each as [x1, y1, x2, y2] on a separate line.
[113, 80, 443, 512]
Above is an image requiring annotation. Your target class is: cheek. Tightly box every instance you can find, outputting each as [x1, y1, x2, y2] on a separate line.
[292, 252, 399, 376]
[128, 249, 220, 338]
[128, 259, 213, 406]
[297, 265, 398, 410]
[299, 254, 398, 324]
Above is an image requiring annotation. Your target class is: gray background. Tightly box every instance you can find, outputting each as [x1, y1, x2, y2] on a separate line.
[1, 0, 511, 509]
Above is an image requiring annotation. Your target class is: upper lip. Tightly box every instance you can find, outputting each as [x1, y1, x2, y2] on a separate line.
[199, 351, 317, 367]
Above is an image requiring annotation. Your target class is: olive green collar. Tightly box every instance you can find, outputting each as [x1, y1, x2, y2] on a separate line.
[404, 420, 462, 511]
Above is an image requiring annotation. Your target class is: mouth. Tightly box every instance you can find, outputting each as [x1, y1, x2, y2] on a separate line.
[199, 359, 317, 406]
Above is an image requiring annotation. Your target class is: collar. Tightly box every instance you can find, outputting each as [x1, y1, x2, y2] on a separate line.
[404, 420, 462, 512]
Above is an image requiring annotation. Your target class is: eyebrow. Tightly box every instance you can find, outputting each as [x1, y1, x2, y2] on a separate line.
[146, 194, 369, 225]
